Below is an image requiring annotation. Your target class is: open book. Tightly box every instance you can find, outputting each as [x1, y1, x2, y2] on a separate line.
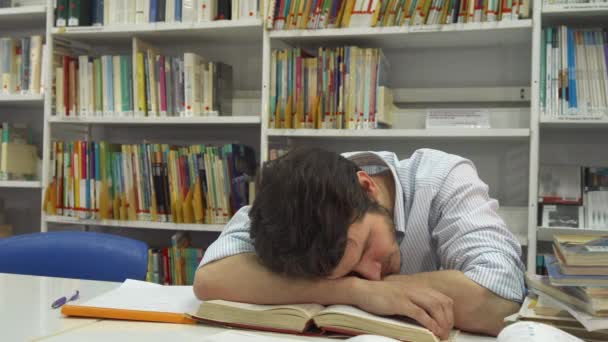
[190, 300, 441, 342]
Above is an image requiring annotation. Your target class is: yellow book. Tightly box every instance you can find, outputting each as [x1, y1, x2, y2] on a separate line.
[285, 96, 293, 129]
[341, 0, 356, 27]
[136, 52, 147, 114]
[302, 0, 314, 28]
[182, 186, 194, 224]
[74, 142, 81, 217]
[193, 180, 204, 224]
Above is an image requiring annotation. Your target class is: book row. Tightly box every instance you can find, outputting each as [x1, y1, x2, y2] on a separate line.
[0, 36, 44, 95]
[146, 232, 203, 285]
[269, 46, 391, 130]
[539, 165, 608, 230]
[43, 141, 257, 225]
[54, 0, 262, 27]
[267, 0, 530, 30]
[540, 27, 608, 119]
[53, 42, 233, 118]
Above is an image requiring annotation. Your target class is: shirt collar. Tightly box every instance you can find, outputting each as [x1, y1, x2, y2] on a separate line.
[341, 151, 406, 234]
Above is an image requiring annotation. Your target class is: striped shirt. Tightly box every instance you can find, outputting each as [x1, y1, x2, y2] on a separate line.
[200, 149, 526, 302]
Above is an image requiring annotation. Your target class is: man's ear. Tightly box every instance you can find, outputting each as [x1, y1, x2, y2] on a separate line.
[357, 171, 379, 201]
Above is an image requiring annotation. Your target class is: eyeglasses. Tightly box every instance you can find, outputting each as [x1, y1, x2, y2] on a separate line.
[51, 290, 80, 309]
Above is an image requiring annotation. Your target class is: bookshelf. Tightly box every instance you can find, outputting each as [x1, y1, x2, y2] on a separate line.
[0, 1, 46, 237]
[269, 20, 533, 48]
[44, 215, 224, 232]
[51, 18, 263, 45]
[0, 94, 45, 107]
[266, 128, 531, 140]
[0, 180, 42, 188]
[0, 4, 46, 30]
[48, 116, 261, 125]
[24, 0, 536, 269]
[527, 1, 608, 270]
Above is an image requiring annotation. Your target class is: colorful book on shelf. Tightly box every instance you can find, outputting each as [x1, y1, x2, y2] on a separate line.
[44, 140, 256, 225]
[269, 46, 389, 130]
[0, 36, 43, 95]
[190, 299, 443, 342]
[54, 0, 260, 27]
[268, 0, 528, 29]
[54, 41, 233, 119]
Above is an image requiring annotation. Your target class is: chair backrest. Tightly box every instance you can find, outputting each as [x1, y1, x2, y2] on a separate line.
[0, 231, 148, 282]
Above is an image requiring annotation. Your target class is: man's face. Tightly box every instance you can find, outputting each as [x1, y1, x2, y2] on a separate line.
[328, 210, 401, 281]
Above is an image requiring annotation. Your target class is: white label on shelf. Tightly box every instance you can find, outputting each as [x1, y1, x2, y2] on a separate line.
[426, 108, 491, 128]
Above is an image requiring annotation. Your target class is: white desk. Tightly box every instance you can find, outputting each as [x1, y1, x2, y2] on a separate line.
[0, 273, 118, 342]
[0, 273, 495, 342]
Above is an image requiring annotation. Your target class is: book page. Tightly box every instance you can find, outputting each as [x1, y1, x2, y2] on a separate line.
[318, 305, 426, 330]
[205, 299, 325, 317]
[497, 322, 583, 342]
[80, 281, 200, 314]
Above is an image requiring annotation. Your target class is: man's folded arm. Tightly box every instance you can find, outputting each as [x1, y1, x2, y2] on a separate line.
[427, 161, 525, 335]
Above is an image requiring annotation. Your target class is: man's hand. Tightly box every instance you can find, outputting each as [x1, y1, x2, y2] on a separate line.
[351, 277, 454, 340]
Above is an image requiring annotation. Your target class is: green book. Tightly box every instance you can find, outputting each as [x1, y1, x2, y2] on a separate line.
[68, 0, 92, 27]
[120, 56, 130, 114]
[56, 0, 68, 27]
[94, 58, 103, 115]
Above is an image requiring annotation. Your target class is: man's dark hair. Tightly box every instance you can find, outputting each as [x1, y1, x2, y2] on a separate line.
[249, 147, 381, 278]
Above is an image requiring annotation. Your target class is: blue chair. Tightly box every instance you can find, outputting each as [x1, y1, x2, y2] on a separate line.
[0, 231, 148, 282]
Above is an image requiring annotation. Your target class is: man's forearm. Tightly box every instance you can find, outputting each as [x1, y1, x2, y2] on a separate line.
[384, 270, 520, 336]
[194, 253, 357, 305]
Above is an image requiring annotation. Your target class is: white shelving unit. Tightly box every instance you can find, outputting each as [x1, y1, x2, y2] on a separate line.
[0, 94, 45, 107]
[269, 20, 532, 48]
[28, 1, 536, 267]
[0, 2, 46, 237]
[527, 2, 608, 269]
[262, 15, 535, 261]
[0, 180, 42, 188]
[267, 128, 531, 140]
[51, 18, 263, 45]
[48, 116, 261, 125]
[40, 0, 264, 236]
[0, 4, 46, 30]
[44, 215, 224, 232]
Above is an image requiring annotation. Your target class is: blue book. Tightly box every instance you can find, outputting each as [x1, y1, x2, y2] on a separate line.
[92, 0, 104, 26]
[175, 0, 182, 21]
[567, 28, 577, 113]
[546, 254, 608, 287]
[150, 0, 158, 22]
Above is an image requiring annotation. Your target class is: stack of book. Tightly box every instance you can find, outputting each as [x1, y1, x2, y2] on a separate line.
[269, 46, 391, 130]
[146, 232, 204, 285]
[43, 141, 257, 225]
[53, 40, 233, 118]
[54, 0, 261, 27]
[538, 164, 608, 230]
[267, 0, 530, 30]
[0, 36, 44, 95]
[539, 26, 608, 120]
[515, 234, 608, 340]
[0, 122, 38, 181]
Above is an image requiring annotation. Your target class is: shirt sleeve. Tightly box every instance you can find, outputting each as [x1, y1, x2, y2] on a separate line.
[199, 206, 256, 267]
[431, 162, 526, 303]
